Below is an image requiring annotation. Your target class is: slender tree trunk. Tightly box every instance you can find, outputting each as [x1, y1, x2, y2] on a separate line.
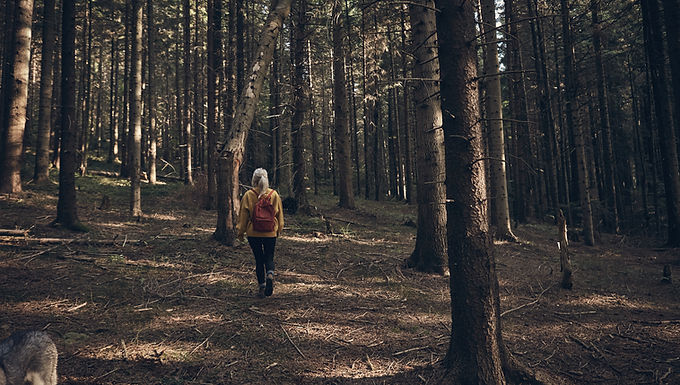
[481, 0, 516, 241]
[0, 0, 33, 193]
[591, 0, 619, 233]
[291, 0, 309, 208]
[109, 32, 119, 163]
[34, 0, 56, 183]
[129, 0, 143, 216]
[308, 40, 320, 195]
[561, 0, 595, 245]
[361, 9, 372, 199]
[406, 0, 447, 274]
[641, 0, 680, 246]
[147, 0, 157, 184]
[270, 42, 280, 186]
[120, 2, 130, 177]
[207, 0, 221, 206]
[400, 7, 414, 204]
[56, 0, 85, 230]
[182, 0, 193, 185]
[332, 0, 355, 208]
[505, 0, 530, 223]
[214, 0, 292, 244]
[662, 0, 680, 161]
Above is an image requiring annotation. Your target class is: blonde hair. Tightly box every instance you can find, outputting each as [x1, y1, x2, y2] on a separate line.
[251, 168, 270, 197]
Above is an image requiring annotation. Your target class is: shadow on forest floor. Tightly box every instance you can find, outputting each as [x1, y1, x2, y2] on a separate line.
[1, 167, 679, 384]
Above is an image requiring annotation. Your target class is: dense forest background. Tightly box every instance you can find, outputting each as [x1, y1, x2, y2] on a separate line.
[1, 0, 680, 383]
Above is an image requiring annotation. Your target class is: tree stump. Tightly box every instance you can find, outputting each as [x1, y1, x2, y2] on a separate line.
[558, 209, 573, 289]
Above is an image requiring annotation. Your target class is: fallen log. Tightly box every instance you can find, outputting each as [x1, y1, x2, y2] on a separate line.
[0, 229, 29, 236]
[0, 236, 144, 245]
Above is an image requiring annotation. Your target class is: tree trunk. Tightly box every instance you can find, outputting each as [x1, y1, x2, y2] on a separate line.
[34, 0, 56, 184]
[333, 0, 355, 209]
[108, 32, 119, 164]
[662, 0, 680, 162]
[0, 0, 33, 193]
[120, 2, 130, 178]
[437, 0, 506, 381]
[641, 0, 680, 246]
[561, 0, 595, 245]
[129, 0, 143, 216]
[505, 0, 530, 223]
[291, 0, 309, 208]
[405, 0, 447, 275]
[56, 0, 85, 231]
[147, 0, 157, 184]
[481, 0, 516, 241]
[214, 0, 293, 244]
[206, 0, 221, 207]
[591, 0, 619, 233]
[558, 209, 573, 289]
[400, 8, 414, 204]
[182, 0, 193, 185]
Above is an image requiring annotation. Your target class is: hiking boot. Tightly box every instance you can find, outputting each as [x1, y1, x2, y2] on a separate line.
[257, 286, 266, 299]
[265, 272, 274, 297]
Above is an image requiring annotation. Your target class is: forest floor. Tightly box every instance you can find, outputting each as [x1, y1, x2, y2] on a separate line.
[1, 162, 679, 385]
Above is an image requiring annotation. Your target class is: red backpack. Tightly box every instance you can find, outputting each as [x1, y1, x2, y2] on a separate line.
[251, 189, 276, 232]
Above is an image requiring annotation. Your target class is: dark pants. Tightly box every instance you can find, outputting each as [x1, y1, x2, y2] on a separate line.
[247, 237, 276, 286]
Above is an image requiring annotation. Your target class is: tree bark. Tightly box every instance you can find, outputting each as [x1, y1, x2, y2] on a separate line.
[333, 0, 355, 209]
[436, 0, 507, 381]
[129, 0, 143, 217]
[55, 0, 86, 231]
[662, 0, 680, 162]
[641, 0, 680, 246]
[591, 0, 619, 233]
[406, 0, 447, 275]
[561, 0, 595, 245]
[291, 0, 309, 208]
[481, 0, 517, 241]
[214, 0, 293, 244]
[0, 0, 33, 193]
[207, 0, 221, 207]
[182, 0, 193, 185]
[34, 0, 56, 184]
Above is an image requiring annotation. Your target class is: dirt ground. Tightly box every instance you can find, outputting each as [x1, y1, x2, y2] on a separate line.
[1, 172, 679, 384]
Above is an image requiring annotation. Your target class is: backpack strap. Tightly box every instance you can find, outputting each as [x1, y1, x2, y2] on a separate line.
[265, 189, 274, 200]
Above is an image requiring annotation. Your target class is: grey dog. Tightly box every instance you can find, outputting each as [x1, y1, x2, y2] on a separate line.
[0, 331, 57, 385]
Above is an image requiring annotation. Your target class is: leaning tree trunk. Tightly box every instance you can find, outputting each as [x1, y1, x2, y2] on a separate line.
[480, 0, 517, 241]
[34, 0, 56, 184]
[0, 0, 33, 194]
[129, 0, 143, 217]
[55, 0, 86, 231]
[214, 0, 293, 245]
[561, 0, 595, 246]
[332, 0, 355, 209]
[405, 0, 447, 275]
[641, 0, 680, 246]
[291, 0, 309, 209]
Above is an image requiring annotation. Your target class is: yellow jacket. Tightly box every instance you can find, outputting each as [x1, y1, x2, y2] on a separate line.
[236, 188, 284, 238]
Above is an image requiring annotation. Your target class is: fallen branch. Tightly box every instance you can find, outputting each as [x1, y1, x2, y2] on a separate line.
[0, 229, 29, 236]
[324, 216, 368, 227]
[0, 236, 143, 245]
[281, 325, 306, 358]
[393, 345, 429, 356]
[501, 284, 553, 317]
[189, 329, 216, 355]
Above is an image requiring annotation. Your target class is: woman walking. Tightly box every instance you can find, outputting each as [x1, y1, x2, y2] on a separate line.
[237, 168, 284, 298]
